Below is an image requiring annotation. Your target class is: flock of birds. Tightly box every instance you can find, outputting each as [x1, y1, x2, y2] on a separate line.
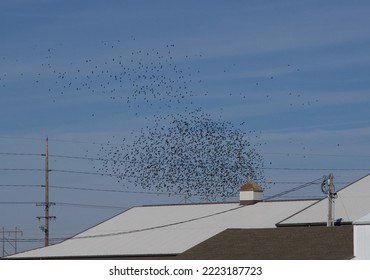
[39, 42, 200, 114]
[95, 109, 265, 200]
[0, 37, 324, 200]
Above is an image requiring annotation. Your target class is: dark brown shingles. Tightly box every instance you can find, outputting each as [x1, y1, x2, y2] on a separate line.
[177, 225, 353, 260]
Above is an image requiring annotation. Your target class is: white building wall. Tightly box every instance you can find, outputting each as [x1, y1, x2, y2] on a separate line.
[240, 191, 263, 202]
[354, 224, 370, 259]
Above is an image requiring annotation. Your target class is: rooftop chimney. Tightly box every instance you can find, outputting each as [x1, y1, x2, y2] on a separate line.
[239, 180, 263, 205]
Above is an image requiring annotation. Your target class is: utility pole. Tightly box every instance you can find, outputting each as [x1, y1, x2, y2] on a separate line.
[13, 227, 22, 254]
[45, 137, 49, 246]
[321, 173, 337, 227]
[327, 174, 334, 227]
[2, 227, 4, 257]
[1, 227, 23, 257]
[37, 137, 55, 247]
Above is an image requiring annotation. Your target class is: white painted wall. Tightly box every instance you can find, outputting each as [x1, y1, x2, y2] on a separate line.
[353, 213, 370, 260]
[240, 191, 263, 202]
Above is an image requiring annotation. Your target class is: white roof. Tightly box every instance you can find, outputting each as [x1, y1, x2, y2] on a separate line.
[9, 199, 316, 258]
[279, 174, 370, 225]
[353, 212, 370, 225]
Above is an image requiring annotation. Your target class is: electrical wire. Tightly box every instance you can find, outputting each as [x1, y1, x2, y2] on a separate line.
[263, 167, 370, 171]
[2, 165, 368, 174]
[0, 184, 41, 188]
[49, 154, 107, 161]
[71, 204, 245, 240]
[0, 238, 66, 243]
[0, 201, 128, 210]
[0, 136, 108, 146]
[54, 202, 128, 210]
[47, 153, 370, 171]
[48, 185, 175, 196]
[0, 168, 44, 172]
[263, 152, 370, 158]
[0, 152, 43, 157]
[0, 136, 43, 141]
[0, 202, 38, 205]
[264, 177, 324, 201]
[0, 181, 351, 194]
[0, 183, 180, 196]
[48, 138, 115, 145]
[50, 168, 114, 177]
[1, 148, 370, 173]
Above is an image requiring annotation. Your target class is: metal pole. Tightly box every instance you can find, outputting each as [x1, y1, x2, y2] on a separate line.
[14, 227, 17, 254]
[14, 227, 22, 254]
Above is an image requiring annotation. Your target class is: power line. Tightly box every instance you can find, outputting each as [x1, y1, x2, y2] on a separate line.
[48, 184, 175, 196]
[0, 167, 112, 176]
[0, 136, 108, 146]
[2, 149, 368, 162]
[0, 184, 41, 188]
[48, 138, 114, 145]
[2, 136, 370, 162]
[0, 136, 43, 141]
[0, 181, 352, 193]
[264, 177, 324, 201]
[55, 202, 128, 210]
[50, 168, 116, 177]
[0, 202, 37, 205]
[5, 205, 250, 244]
[1, 238, 65, 244]
[1, 147, 370, 173]
[71, 204, 245, 240]
[0, 201, 128, 210]
[264, 152, 370, 158]
[0, 152, 43, 157]
[263, 167, 370, 171]
[0, 136, 367, 160]
[264, 181, 351, 185]
[0, 183, 176, 196]
[0, 168, 44, 172]
[5, 167, 364, 178]
[47, 153, 370, 171]
[49, 154, 106, 161]
[1, 198, 303, 244]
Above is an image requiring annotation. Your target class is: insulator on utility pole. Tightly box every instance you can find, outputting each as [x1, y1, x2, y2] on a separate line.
[321, 173, 337, 227]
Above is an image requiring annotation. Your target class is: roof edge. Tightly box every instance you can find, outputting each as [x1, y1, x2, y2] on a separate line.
[6, 253, 178, 260]
[276, 221, 352, 227]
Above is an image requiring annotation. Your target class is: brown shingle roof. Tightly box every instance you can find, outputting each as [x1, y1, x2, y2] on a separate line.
[240, 180, 263, 192]
[177, 225, 353, 260]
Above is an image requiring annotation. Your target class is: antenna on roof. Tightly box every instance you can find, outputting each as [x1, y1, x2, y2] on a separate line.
[321, 173, 337, 227]
[178, 195, 194, 204]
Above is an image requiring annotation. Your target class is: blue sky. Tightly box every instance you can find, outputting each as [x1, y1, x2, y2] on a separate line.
[1, 0, 370, 253]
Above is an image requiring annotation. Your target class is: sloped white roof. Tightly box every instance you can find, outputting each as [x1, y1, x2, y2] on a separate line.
[279, 174, 370, 226]
[353, 212, 370, 225]
[9, 199, 316, 258]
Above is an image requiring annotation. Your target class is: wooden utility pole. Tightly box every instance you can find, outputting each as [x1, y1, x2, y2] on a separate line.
[37, 137, 55, 247]
[44, 137, 49, 246]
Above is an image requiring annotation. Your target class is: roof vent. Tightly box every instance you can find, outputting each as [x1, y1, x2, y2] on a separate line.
[239, 180, 263, 205]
